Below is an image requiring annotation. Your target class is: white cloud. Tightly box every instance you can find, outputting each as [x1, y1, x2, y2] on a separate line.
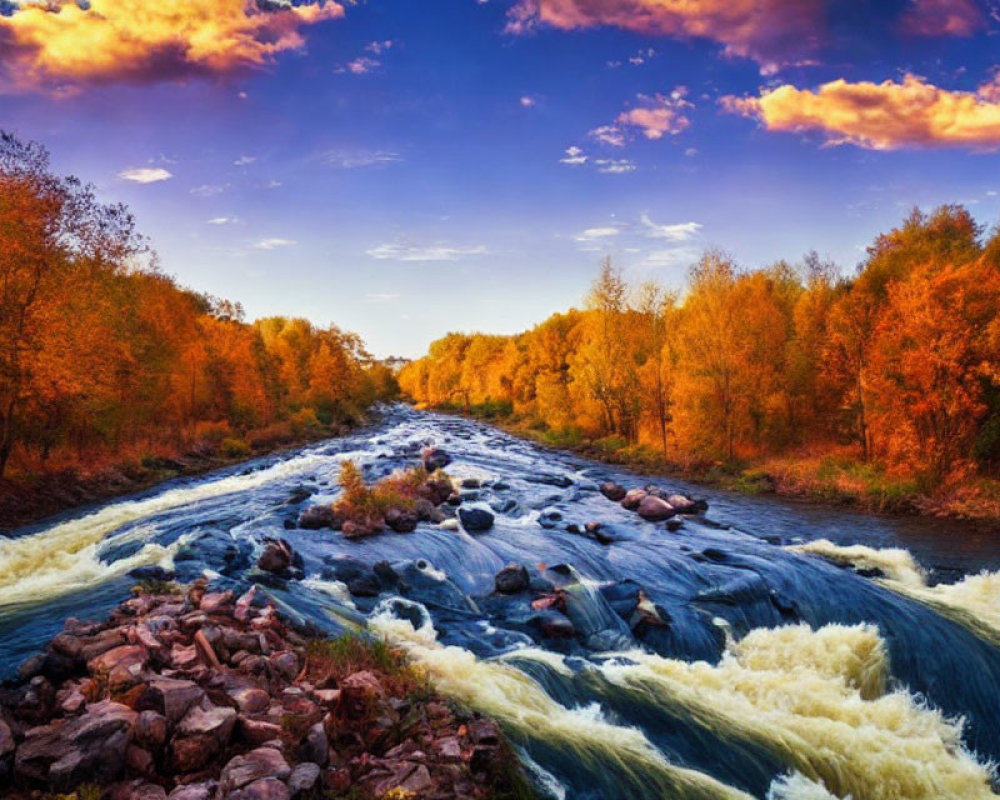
[324, 150, 402, 168]
[640, 214, 702, 241]
[339, 56, 380, 74]
[207, 216, 238, 225]
[559, 145, 588, 166]
[520, 95, 536, 107]
[365, 292, 400, 303]
[119, 167, 172, 184]
[365, 40, 394, 55]
[191, 184, 225, 197]
[234, 155, 256, 167]
[595, 158, 636, 174]
[366, 242, 488, 262]
[590, 124, 626, 147]
[254, 238, 296, 250]
[574, 226, 620, 242]
[639, 247, 699, 270]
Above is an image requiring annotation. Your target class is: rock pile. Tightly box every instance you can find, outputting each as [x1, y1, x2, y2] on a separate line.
[599, 481, 707, 521]
[0, 581, 526, 800]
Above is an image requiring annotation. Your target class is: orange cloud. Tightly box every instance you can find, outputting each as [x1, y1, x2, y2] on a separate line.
[722, 73, 1000, 150]
[0, 0, 345, 91]
[898, 0, 984, 37]
[505, 0, 825, 69]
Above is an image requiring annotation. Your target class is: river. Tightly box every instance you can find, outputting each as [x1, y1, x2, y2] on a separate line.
[2, 405, 999, 799]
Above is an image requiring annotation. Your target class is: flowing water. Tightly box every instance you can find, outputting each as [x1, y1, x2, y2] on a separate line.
[2, 405, 1000, 799]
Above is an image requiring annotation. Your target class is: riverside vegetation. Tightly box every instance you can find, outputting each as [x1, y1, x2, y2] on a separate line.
[400, 207, 1000, 520]
[0, 132, 399, 529]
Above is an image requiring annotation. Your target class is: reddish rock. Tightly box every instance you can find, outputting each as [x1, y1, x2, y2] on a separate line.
[339, 670, 385, 718]
[270, 651, 299, 682]
[341, 518, 385, 540]
[636, 495, 676, 522]
[87, 644, 148, 676]
[297, 504, 344, 531]
[147, 678, 205, 724]
[170, 644, 201, 671]
[14, 699, 136, 787]
[170, 705, 237, 772]
[599, 482, 628, 501]
[194, 630, 222, 668]
[167, 783, 215, 800]
[126, 744, 156, 776]
[257, 539, 295, 573]
[218, 747, 291, 793]
[230, 778, 290, 800]
[199, 591, 234, 614]
[621, 488, 648, 511]
[384, 506, 419, 533]
[238, 717, 283, 747]
[234, 587, 257, 623]
[230, 687, 270, 714]
[134, 710, 168, 749]
[324, 768, 352, 793]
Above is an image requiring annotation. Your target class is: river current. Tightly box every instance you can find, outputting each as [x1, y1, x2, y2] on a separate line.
[2, 405, 999, 799]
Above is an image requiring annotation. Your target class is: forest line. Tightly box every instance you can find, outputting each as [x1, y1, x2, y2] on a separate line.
[400, 206, 1000, 518]
[0, 133, 397, 523]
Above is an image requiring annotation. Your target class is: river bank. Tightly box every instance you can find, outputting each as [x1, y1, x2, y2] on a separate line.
[0, 418, 374, 533]
[426, 404, 1000, 527]
[0, 579, 529, 800]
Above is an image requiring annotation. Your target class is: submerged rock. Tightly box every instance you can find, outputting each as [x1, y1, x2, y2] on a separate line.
[495, 564, 530, 594]
[421, 446, 452, 472]
[458, 507, 495, 533]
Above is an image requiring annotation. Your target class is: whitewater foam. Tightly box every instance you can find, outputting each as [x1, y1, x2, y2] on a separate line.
[790, 539, 1000, 643]
[599, 623, 995, 800]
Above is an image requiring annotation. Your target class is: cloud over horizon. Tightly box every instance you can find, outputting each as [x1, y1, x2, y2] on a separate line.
[722, 73, 1000, 150]
[0, 0, 345, 92]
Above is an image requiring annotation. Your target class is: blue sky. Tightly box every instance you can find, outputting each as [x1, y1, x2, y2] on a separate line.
[3, 0, 1000, 356]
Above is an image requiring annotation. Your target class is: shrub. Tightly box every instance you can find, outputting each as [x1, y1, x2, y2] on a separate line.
[191, 420, 233, 443]
[334, 460, 430, 522]
[220, 437, 252, 459]
[247, 421, 295, 449]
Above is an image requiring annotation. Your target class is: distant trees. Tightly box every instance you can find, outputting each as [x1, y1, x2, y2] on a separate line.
[400, 204, 1000, 490]
[0, 132, 396, 480]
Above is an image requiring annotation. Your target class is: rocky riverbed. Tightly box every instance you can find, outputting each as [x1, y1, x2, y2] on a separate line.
[0, 579, 526, 800]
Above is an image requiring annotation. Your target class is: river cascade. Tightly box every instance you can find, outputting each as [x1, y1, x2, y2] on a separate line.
[2, 405, 1000, 800]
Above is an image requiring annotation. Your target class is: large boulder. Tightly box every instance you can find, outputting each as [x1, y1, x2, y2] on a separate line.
[458, 507, 494, 533]
[599, 482, 627, 502]
[14, 700, 136, 788]
[636, 495, 675, 522]
[421, 447, 452, 472]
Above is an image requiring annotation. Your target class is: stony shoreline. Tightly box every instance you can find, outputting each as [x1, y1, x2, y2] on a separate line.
[0, 579, 529, 800]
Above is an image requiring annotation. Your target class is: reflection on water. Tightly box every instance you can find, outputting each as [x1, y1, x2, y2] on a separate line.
[2, 405, 999, 800]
